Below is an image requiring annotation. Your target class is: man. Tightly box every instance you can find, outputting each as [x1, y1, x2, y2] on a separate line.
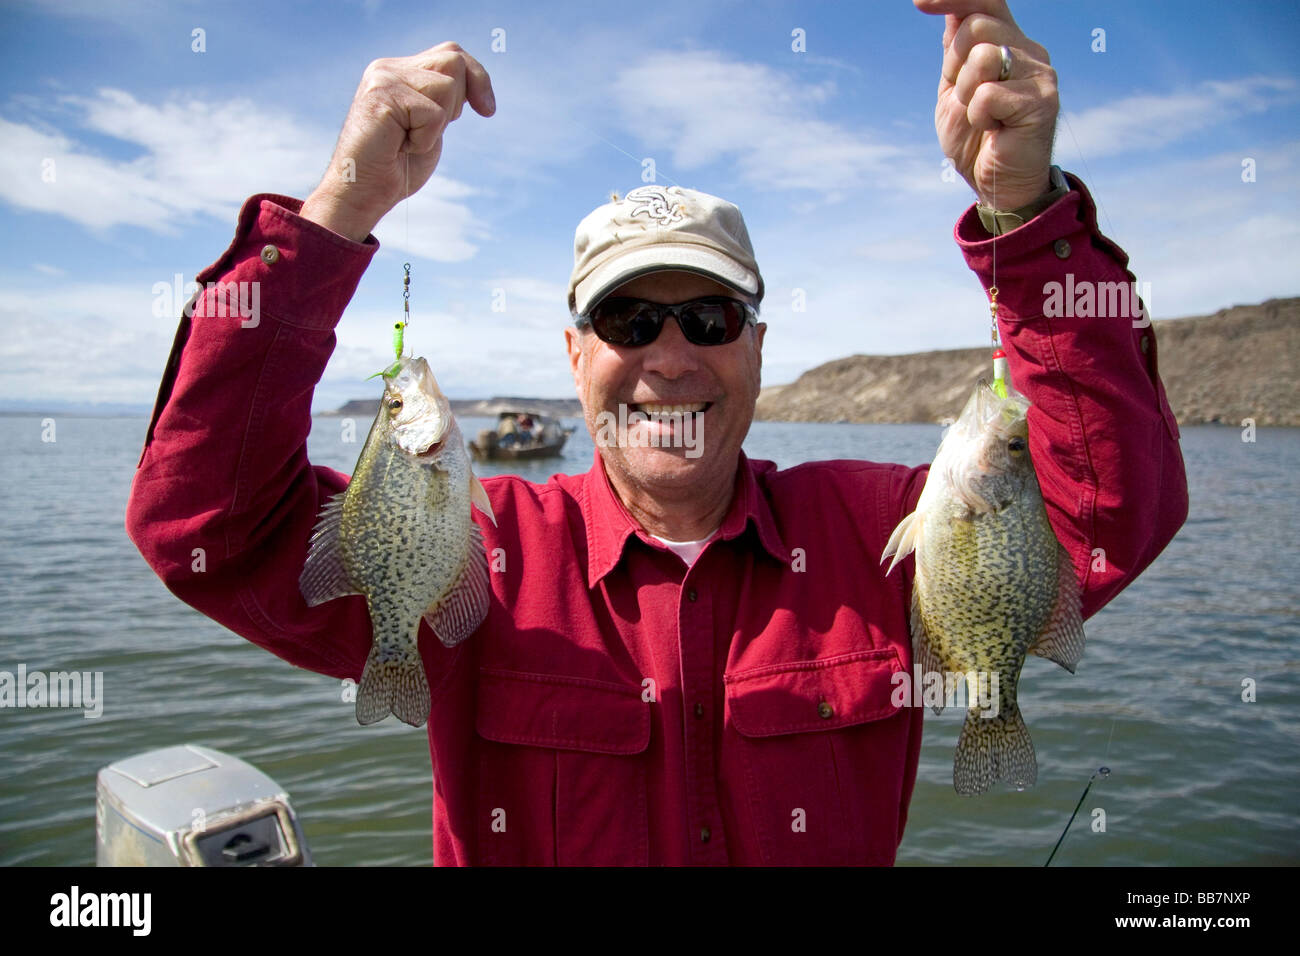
[126, 0, 1188, 865]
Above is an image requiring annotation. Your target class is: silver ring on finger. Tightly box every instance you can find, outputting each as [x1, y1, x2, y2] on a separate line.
[997, 45, 1013, 82]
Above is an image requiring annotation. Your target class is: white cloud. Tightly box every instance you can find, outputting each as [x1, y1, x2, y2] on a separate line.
[483, 276, 568, 306]
[320, 301, 576, 411]
[610, 51, 924, 195]
[1059, 76, 1296, 161]
[854, 238, 941, 262]
[0, 268, 580, 410]
[0, 89, 487, 261]
[0, 116, 182, 232]
[0, 279, 179, 404]
[371, 174, 486, 262]
[1078, 142, 1300, 319]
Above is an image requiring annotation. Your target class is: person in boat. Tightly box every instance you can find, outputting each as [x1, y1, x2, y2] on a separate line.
[126, 0, 1188, 865]
[516, 415, 535, 444]
[497, 414, 520, 449]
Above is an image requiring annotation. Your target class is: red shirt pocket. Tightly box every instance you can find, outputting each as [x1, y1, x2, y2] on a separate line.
[475, 669, 650, 865]
[725, 650, 911, 865]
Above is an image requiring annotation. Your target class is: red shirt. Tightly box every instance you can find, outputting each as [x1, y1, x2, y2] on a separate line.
[126, 176, 1187, 865]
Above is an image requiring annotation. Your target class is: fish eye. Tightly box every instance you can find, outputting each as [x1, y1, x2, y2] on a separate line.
[386, 397, 403, 414]
[1008, 436, 1027, 453]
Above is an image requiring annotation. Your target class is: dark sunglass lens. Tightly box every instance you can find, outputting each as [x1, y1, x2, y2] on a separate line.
[592, 300, 662, 347]
[680, 300, 743, 345]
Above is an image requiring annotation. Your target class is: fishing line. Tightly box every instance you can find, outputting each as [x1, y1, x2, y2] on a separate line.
[372, 153, 413, 380]
[987, 138, 1008, 398]
[565, 114, 684, 188]
[1039, 106, 1128, 869]
[405, 144, 411, 264]
[1061, 111, 1114, 239]
[1044, 765, 1110, 866]
[396, 148, 411, 360]
[977, 68, 1114, 865]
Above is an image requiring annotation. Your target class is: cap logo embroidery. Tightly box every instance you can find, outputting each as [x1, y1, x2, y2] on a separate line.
[624, 186, 685, 226]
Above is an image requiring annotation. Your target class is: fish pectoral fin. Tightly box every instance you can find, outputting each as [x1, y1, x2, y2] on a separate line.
[299, 492, 363, 606]
[881, 510, 922, 576]
[1028, 544, 1087, 673]
[470, 472, 497, 527]
[909, 585, 947, 716]
[423, 524, 491, 647]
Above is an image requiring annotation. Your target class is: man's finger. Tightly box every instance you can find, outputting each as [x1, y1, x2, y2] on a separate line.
[916, 0, 1019, 53]
[394, 64, 465, 127]
[404, 43, 496, 117]
[406, 39, 469, 65]
[941, 13, 960, 53]
[949, 14, 1047, 74]
[965, 71, 1054, 135]
[942, 14, 1027, 85]
[395, 88, 449, 155]
[457, 51, 496, 116]
[913, 0, 1013, 22]
[952, 42, 1007, 106]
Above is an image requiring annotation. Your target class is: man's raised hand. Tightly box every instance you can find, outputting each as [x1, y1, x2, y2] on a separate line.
[914, 0, 1058, 211]
[301, 42, 495, 242]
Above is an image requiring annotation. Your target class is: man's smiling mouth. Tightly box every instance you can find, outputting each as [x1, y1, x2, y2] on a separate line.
[629, 402, 712, 416]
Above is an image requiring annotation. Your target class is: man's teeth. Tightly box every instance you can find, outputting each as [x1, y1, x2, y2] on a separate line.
[633, 402, 708, 415]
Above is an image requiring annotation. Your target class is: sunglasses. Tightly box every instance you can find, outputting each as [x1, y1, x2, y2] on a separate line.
[576, 296, 757, 347]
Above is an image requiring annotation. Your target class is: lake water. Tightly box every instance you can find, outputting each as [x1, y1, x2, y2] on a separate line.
[1, 414, 1296, 865]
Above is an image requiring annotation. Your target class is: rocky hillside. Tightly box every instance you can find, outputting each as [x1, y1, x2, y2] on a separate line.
[756, 297, 1300, 426]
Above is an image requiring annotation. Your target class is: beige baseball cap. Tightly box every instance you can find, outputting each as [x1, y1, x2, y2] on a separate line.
[567, 185, 764, 316]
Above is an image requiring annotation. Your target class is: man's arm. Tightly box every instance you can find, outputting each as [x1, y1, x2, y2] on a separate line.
[127, 195, 381, 676]
[956, 176, 1188, 618]
[126, 43, 497, 677]
[912, 0, 1188, 616]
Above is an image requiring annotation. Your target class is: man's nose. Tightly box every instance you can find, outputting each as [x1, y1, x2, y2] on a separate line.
[639, 313, 701, 379]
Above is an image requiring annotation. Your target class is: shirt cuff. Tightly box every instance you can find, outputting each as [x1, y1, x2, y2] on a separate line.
[193, 193, 381, 332]
[953, 172, 1132, 323]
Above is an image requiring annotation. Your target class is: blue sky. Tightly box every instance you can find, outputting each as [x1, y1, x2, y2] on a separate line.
[1, 0, 1297, 411]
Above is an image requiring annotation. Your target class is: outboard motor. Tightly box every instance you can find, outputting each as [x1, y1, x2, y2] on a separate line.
[96, 744, 312, 866]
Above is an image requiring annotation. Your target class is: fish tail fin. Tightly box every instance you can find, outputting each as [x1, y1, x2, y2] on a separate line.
[953, 703, 1037, 796]
[356, 644, 431, 728]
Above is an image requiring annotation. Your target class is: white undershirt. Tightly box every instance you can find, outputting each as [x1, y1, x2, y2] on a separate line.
[649, 529, 718, 567]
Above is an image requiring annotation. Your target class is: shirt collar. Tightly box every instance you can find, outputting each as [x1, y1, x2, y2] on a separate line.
[581, 450, 792, 588]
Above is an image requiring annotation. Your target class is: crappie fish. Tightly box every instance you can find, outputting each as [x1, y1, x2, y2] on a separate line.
[881, 383, 1085, 795]
[299, 356, 496, 727]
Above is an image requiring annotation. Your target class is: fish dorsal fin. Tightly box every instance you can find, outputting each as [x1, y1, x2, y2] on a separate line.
[471, 471, 496, 527]
[423, 523, 491, 646]
[299, 492, 362, 606]
[1028, 544, 1086, 673]
[881, 510, 923, 577]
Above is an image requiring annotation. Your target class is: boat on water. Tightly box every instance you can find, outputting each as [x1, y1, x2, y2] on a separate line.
[96, 744, 312, 866]
[469, 410, 575, 461]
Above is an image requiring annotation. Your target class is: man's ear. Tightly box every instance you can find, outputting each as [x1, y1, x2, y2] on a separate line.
[564, 326, 584, 393]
